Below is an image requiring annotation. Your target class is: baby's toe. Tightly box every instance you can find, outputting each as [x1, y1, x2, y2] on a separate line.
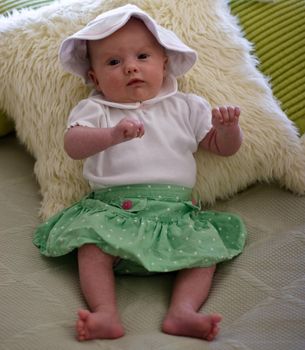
[207, 324, 220, 341]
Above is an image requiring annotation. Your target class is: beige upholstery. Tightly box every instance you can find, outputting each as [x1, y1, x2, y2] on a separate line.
[1, 134, 304, 350]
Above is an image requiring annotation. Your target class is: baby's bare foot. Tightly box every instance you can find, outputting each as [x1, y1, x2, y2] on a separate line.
[76, 309, 124, 341]
[162, 309, 222, 341]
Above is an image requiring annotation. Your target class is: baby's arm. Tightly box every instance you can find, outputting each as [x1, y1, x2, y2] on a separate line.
[199, 106, 243, 156]
[64, 118, 144, 160]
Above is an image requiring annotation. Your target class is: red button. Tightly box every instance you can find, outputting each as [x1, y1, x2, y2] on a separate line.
[122, 200, 133, 210]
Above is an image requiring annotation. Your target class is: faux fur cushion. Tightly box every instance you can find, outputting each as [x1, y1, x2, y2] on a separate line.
[0, 0, 55, 137]
[0, 0, 304, 219]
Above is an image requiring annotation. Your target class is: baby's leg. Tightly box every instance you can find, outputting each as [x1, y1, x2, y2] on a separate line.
[162, 266, 222, 341]
[76, 244, 124, 341]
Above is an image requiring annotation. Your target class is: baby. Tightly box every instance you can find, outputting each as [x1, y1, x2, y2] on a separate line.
[34, 4, 246, 342]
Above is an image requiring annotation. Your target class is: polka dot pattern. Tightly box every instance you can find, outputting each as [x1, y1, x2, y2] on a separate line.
[33, 184, 247, 275]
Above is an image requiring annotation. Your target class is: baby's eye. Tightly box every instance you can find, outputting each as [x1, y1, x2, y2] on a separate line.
[107, 59, 120, 66]
[138, 53, 149, 60]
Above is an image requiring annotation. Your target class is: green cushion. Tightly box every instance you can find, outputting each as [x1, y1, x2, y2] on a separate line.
[230, 0, 305, 135]
[0, 0, 55, 137]
[0, 0, 54, 14]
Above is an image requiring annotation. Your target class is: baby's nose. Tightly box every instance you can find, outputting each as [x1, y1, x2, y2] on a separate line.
[125, 60, 139, 74]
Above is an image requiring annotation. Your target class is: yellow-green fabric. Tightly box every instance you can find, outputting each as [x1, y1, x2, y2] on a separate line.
[0, 0, 54, 14]
[0, 0, 54, 137]
[230, 0, 305, 135]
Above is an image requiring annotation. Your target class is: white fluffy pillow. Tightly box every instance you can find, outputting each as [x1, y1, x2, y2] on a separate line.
[0, 0, 304, 219]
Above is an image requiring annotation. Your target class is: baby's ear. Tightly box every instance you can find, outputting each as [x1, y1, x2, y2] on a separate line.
[88, 69, 101, 91]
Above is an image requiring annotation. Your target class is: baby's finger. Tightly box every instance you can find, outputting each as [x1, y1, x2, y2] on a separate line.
[234, 106, 241, 118]
[229, 106, 241, 119]
[219, 107, 230, 123]
[137, 122, 145, 137]
[123, 122, 138, 138]
[227, 106, 236, 121]
[212, 108, 223, 124]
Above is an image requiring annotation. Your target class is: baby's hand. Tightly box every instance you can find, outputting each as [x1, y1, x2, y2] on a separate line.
[212, 106, 240, 130]
[111, 118, 145, 144]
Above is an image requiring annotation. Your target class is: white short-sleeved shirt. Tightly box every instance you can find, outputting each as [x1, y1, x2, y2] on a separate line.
[67, 76, 212, 189]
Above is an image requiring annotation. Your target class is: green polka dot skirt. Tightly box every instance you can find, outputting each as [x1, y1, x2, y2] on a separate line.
[33, 184, 247, 275]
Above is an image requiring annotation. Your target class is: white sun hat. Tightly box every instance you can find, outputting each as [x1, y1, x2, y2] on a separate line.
[59, 4, 197, 82]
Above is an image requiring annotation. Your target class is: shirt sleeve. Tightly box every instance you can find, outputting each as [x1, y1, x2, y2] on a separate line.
[187, 93, 213, 143]
[66, 98, 105, 129]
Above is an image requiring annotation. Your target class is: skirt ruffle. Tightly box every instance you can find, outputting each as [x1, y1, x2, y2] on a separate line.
[33, 184, 247, 274]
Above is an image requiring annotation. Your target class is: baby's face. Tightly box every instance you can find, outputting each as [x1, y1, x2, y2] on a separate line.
[87, 18, 168, 103]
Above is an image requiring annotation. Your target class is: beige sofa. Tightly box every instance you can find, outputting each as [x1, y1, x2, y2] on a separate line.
[1, 133, 305, 350]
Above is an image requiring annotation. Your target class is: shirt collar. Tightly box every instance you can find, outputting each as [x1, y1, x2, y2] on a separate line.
[89, 74, 178, 109]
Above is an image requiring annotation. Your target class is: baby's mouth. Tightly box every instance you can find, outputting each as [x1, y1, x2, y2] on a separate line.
[127, 79, 144, 86]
